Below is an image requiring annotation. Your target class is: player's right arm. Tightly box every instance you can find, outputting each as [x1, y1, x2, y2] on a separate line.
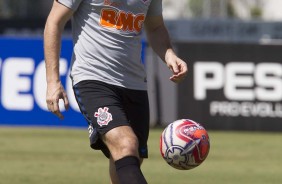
[44, 0, 74, 119]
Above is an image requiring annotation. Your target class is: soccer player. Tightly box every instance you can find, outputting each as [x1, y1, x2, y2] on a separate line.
[44, 0, 187, 184]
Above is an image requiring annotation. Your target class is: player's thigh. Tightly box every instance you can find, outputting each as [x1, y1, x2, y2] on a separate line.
[103, 125, 139, 161]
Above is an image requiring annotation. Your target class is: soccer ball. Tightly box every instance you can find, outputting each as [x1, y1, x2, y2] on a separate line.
[160, 119, 210, 170]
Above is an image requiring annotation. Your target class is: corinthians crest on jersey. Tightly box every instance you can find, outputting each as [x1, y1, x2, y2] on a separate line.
[94, 107, 113, 126]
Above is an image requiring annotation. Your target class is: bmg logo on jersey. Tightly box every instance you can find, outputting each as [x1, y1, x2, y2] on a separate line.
[100, 8, 145, 33]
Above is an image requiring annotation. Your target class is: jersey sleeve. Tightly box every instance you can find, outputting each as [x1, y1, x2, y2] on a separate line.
[147, 0, 163, 16]
[56, 0, 83, 11]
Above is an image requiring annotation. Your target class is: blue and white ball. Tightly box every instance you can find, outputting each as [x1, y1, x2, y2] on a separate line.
[160, 119, 210, 170]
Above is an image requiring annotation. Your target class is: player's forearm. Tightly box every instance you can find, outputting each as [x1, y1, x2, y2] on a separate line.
[44, 21, 63, 84]
[146, 24, 175, 62]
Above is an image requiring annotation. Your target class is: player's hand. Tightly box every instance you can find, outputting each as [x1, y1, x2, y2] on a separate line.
[46, 81, 69, 119]
[165, 50, 188, 83]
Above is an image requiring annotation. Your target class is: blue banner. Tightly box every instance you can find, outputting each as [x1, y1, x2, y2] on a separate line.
[0, 37, 86, 127]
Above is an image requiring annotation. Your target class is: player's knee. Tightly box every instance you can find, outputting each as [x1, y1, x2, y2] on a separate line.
[118, 136, 139, 157]
[108, 136, 139, 161]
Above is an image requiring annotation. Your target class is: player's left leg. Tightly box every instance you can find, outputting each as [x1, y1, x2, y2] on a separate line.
[107, 88, 149, 184]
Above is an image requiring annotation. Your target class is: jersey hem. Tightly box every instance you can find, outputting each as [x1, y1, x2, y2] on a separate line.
[72, 77, 147, 91]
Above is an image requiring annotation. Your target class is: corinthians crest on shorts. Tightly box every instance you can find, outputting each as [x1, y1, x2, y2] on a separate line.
[94, 107, 113, 126]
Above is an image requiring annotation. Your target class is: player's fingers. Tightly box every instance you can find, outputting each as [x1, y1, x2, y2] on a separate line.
[179, 61, 188, 75]
[173, 59, 187, 75]
[63, 92, 69, 110]
[47, 100, 54, 111]
[170, 72, 186, 83]
[53, 101, 64, 119]
[168, 62, 179, 74]
[170, 76, 181, 83]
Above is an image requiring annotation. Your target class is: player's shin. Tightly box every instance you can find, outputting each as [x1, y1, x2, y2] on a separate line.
[115, 156, 147, 184]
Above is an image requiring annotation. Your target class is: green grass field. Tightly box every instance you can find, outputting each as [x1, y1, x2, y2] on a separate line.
[0, 127, 281, 184]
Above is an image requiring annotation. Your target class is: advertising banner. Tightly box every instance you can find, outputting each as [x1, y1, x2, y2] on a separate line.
[177, 42, 282, 131]
[2, 38, 281, 131]
[0, 37, 86, 127]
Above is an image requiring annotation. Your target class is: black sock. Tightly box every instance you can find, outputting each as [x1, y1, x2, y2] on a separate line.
[115, 156, 147, 184]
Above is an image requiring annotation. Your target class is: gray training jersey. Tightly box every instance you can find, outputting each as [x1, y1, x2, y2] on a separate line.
[58, 0, 162, 90]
